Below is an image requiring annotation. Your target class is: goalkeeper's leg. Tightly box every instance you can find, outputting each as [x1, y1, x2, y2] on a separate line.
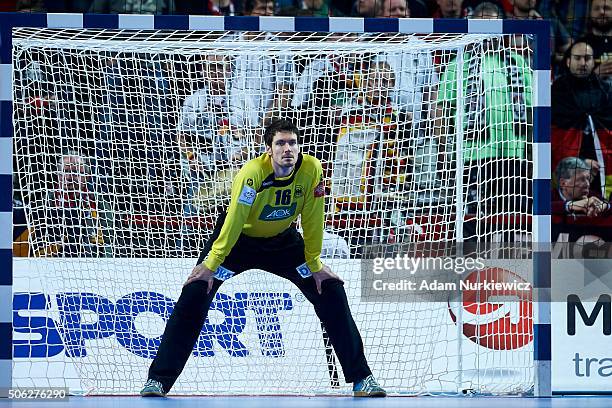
[283, 273, 386, 396]
[145, 278, 224, 395]
[261, 229, 384, 396]
[144, 211, 231, 396]
[299, 278, 371, 381]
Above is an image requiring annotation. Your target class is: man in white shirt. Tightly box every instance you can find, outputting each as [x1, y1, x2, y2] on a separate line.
[228, 0, 296, 131]
[177, 54, 247, 171]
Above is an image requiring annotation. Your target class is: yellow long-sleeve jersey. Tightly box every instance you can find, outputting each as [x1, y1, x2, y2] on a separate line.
[204, 153, 325, 274]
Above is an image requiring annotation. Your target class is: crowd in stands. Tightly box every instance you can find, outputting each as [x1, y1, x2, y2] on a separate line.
[8, 0, 612, 256]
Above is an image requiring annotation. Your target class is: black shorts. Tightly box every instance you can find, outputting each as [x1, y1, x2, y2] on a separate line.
[196, 212, 310, 279]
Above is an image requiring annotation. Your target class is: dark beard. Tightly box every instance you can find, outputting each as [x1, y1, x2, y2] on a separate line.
[592, 17, 612, 33]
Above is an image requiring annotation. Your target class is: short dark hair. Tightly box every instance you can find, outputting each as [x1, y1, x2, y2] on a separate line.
[263, 119, 301, 147]
[555, 157, 590, 185]
[470, 2, 505, 19]
[563, 39, 594, 67]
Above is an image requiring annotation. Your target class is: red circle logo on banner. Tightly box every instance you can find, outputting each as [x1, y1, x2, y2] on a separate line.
[448, 267, 533, 350]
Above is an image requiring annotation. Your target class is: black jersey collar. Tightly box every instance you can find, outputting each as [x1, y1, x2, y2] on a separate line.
[258, 153, 303, 192]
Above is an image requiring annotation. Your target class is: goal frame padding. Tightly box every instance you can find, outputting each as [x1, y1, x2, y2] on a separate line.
[0, 13, 551, 397]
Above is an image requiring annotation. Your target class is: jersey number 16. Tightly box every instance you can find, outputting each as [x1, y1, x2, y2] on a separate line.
[274, 189, 292, 205]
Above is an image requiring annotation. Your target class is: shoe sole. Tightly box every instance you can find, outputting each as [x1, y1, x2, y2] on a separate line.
[353, 391, 387, 397]
[140, 392, 166, 397]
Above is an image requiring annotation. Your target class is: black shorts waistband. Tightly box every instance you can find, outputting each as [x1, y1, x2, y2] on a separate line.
[238, 226, 298, 245]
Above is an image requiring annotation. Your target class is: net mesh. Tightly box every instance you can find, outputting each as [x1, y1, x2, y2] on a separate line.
[12, 28, 534, 395]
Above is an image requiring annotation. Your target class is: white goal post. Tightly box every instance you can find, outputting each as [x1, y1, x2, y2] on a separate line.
[3, 14, 551, 396]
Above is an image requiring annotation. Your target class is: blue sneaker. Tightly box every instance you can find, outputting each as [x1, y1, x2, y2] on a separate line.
[353, 375, 387, 397]
[140, 379, 166, 397]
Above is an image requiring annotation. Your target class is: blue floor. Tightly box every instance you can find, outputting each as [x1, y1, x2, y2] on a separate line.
[2, 396, 612, 408]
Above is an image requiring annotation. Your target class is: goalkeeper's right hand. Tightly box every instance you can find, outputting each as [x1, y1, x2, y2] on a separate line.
[184, 263, 215, 294]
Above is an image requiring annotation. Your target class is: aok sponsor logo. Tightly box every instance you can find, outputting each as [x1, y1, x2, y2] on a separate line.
[259, 203, 297, 221]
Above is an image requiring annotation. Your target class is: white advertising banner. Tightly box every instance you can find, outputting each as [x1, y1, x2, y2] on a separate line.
[552, 259, 612, 393]
[13, 258, 534, 395]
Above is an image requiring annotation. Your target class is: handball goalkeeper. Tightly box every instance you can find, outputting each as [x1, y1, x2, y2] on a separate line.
[141, 119, 385, 398]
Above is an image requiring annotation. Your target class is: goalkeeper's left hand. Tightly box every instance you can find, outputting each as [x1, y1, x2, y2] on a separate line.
[313, 264, 343, 295]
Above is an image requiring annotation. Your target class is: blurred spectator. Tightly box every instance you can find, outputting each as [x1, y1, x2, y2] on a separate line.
[434, 1, 533, 214]
[302, 0, 329, 16]
[229, 0, 296, 138]
[353, 0, 411, 17]
[506, 0, 571, 71]
[372, 37, 437, 122]
[580, 0, 612, 82]
[331, 61, 412, 243]
[431, 0, 467, 18]
[176, 54, 244, 249]
[274, 0, 300, 12]
[463, 0, 513, 15]
[174, 0, 236, 14]
[45, 0, 94, 12]
[0, 0, 15, 11]
[332, 61, 410, 199]
[290, 33, 360, 161]
[469, 0, 504, 18]
[508, 0, 540, 19]
[407, 0, 428, 17]
[230, 46, 294, 130]
[539, 0, 589, 40]
[291, 34, 357, 107]
[553, 157, 611, 216]
[430, 0, 470, 71]
[433, 0, 505, 73]
[369, 35, 438, 195]
[89, 0, 171, 13]
[95, 52, 175, 226]
[321, 230, 351, 258]
[13, 58, 65, 198]
[535, 0, 572, 76]
[327, 0, 351, 15]
[97, 55, 170, 161]
[352, 0, 375, 16]
[241, 0, 273, 14]
[16, 0, 45, 11]
[551, 40, 612, 199]
[29, 151, 112, 257]
[375, 0, 409, 17]
[178, 54, 247, 176]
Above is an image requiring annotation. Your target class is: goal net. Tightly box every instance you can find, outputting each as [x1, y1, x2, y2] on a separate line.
[12, 27, 534, 395]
